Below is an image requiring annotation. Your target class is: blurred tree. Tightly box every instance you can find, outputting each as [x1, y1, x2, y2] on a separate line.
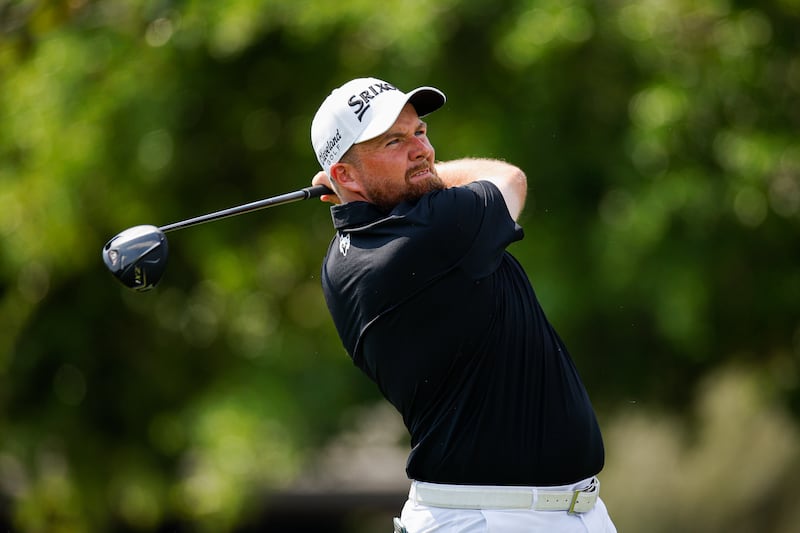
[0, 0, 798, 531]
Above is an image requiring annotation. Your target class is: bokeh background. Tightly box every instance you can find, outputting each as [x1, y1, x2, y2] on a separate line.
[1, 0, 799, 531]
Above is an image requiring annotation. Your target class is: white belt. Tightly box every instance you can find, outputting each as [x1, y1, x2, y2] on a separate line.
[409, 477, 599, 514]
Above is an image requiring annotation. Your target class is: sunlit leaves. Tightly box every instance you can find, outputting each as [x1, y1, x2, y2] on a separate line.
[496, 0, 594, 67]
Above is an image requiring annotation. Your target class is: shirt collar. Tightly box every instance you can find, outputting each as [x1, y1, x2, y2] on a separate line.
[330, 201, 389, 231]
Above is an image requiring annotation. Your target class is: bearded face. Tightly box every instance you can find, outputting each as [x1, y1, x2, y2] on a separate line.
[341, 104, 444, 212]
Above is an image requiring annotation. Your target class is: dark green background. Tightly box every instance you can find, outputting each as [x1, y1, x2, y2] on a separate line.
[1, 1, 798, 531]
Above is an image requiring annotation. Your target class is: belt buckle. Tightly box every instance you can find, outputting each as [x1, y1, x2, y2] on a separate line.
[568, 478, 598, 514]
[568, 490, 581, 514]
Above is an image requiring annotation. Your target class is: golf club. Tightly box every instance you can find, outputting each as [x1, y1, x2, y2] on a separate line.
[102, 184, 332, 292]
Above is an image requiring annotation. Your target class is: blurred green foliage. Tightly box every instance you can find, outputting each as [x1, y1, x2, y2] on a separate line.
[1, 0, 798, 530]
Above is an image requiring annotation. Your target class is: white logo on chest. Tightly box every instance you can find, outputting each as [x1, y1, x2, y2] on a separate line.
[339, 233, 351, 257]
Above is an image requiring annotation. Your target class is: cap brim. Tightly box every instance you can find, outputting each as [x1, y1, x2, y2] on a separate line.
[355, 86, 446, 144]
[407, 87, 446, 117]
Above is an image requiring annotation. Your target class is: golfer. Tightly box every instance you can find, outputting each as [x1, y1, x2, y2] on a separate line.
[309, 77, 616, 532]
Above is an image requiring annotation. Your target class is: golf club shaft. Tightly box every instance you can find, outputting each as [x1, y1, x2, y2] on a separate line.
[158, 185, 332, 233]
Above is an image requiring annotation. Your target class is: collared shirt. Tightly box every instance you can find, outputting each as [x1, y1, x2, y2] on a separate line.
[321, 181, 604, 485]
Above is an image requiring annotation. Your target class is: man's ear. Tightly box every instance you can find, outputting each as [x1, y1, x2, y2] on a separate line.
[330, 162, 364, 197]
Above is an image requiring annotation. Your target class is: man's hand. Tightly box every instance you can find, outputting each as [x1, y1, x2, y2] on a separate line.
[312, 171, 341, 205]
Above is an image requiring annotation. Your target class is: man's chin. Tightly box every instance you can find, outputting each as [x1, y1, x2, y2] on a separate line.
[368, 178, 446, 213]
[408, 176, 445, 197]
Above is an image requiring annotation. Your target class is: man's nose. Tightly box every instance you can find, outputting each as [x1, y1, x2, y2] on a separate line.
[409, 136, 432, 159]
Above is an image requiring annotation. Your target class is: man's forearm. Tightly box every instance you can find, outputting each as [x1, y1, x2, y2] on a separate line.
[435, 158, 528, 220]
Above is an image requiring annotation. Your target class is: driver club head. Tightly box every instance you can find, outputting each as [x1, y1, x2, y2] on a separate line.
[102, 225, 168, 292]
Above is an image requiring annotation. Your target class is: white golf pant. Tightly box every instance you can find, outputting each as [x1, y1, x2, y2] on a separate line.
[399, 477, 617, 532]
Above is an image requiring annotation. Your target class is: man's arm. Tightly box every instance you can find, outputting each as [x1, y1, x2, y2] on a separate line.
[435, 158, 527, 221]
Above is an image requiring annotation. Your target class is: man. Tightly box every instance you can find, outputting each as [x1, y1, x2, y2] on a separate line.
[309, 77, 616, 532]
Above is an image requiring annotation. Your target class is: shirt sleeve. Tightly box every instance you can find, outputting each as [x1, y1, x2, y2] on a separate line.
[449, 180, 523, 279]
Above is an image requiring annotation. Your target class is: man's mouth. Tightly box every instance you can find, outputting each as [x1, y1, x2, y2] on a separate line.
[408, 167, 431, 181]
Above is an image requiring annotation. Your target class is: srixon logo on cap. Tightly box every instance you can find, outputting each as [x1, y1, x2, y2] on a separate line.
[348, 82, 398, 122]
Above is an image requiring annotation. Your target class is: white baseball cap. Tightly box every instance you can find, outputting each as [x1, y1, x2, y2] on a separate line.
[311, 77, 446, 175]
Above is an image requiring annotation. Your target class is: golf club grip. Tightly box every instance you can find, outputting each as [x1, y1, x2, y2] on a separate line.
[303, 184, 334, 198]
[159, 185, 334, 233]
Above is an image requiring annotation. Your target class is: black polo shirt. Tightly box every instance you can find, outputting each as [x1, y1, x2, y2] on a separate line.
[320, 181, 604, 486]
